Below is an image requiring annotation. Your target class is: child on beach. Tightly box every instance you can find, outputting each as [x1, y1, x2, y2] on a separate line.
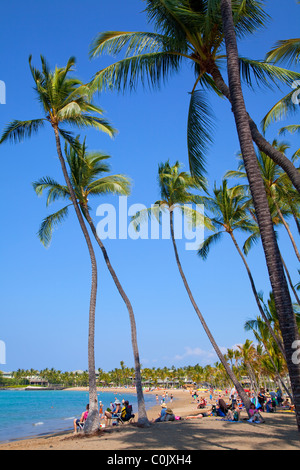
[226, 403, 240, 422]
[247, 403, 265, 423]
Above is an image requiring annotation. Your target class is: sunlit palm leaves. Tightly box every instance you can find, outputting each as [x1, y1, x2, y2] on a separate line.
[263, 38, 300, 132]
[33, 138, 130, 247]
[0, 56, 116, 148]
[89, 0, 300, 186]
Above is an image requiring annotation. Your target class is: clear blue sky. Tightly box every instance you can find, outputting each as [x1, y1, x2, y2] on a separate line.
[0, 0, 299, 373]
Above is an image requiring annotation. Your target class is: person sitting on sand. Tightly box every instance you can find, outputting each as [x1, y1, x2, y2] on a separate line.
[104, 399, 122, 425]
[216, 399, 228, 417]
[121, 400, 135, 422]
[164, 407, 175, 422]
[152, 403, 168, 423]
[226, 403, 240, 422]
[247, 403, 265, 423]
[74, 404, 89, 433]
[197, 397, 206, 409]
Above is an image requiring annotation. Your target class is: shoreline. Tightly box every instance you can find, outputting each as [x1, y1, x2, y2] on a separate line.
[0, 387, 180, 445]
[1, 388, 300, 450]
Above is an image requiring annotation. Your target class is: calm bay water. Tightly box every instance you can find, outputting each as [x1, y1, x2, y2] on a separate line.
[0, 389, 157, 442]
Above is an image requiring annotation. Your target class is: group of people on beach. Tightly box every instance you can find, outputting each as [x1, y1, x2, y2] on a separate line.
[74, 386, 292, 432]
[184, 386, 292, 424]
[74, 396, 135, 433]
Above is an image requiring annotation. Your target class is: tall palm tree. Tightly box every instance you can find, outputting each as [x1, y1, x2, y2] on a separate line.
[199, 179, 285, 356]
[89, 0, 300, 192]
[237, 340, 259, 393]
[0, 56, 116, 434]
[245, 312, 293, 401]
[220, 0, 300, 431]
[133, 160, 252, 411]
[226, 143, 300, 262]
[33, 139, 150, 426]
[226, 150, 300, 305]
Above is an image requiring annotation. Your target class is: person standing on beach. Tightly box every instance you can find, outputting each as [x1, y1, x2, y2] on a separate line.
[99, 401, 104, 419]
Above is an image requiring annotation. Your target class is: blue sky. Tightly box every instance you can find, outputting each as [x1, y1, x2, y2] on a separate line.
[0, 0, 299, 373]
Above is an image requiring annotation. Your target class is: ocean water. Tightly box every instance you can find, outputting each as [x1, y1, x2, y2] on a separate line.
[0, 389, 158, 443]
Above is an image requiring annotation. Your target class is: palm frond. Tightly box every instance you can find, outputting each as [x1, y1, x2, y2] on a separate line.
[198, 230, 223, 260]
[279, 124, 300, 136]
[88, 175, 131, 197]
[63, 115, 117, 137]
[58, 128, 82, 152]
[261, 89, 299, 132]
[187, 90, 214, 189]
[266, 38, 300, 65]
[0, 119, 45, 144]
[239, 57, 300, 90]
[90, 51, 182, 94]
[90, 31, 179, 58]
[32, 177, 70, 206]
[38, 205, 70, 247]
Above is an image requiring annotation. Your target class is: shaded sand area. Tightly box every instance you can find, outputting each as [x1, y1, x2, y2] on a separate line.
[1, 389, 299, 450]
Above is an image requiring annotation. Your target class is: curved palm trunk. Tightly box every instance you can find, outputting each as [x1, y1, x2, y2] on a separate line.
[229, 231, 286, 357]
[280, 255, 300, 306]
[53, 127, 99, 434]
[221, 0, 300, 431]
[272, 198, 300, 262]
[81, 204, 150, 427]
[208, 64, 300, 194]
[169, 210, 251, 412]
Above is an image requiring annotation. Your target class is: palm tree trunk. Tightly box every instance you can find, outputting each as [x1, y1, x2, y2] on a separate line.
[208, 64, 300, 193]
[81, 203, 150, 427]
[280, 254, 300, 306]
[272, 197, 300, 262]
[221, 0, 300, 431]
[53, 127, 99, 434]
[229, 231, 286, 357]
[260, 336, 294, 403]
[169, 210, 251, 412]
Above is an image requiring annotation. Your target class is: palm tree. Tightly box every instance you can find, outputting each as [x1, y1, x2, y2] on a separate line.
[133, 160, 252, 411]
[89, 0, 300, 192]
[199, 179, 285, 356]
[245, 313, 293, 401]
[33, 139, 150, 426]
[226, 144, 300, 262]
[226, 150, 300, 305]
[220, 0, 300, 431]
[237, 340, 258, 393]
[0, 56, 116, 434]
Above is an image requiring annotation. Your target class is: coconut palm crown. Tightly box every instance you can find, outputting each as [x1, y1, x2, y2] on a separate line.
[33, 138, 131, 247]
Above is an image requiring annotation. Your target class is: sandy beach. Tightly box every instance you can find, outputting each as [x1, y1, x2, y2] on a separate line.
[1, 388, 299, 451]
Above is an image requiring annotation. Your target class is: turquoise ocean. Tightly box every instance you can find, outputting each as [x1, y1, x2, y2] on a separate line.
[0, 390, 158, 443]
